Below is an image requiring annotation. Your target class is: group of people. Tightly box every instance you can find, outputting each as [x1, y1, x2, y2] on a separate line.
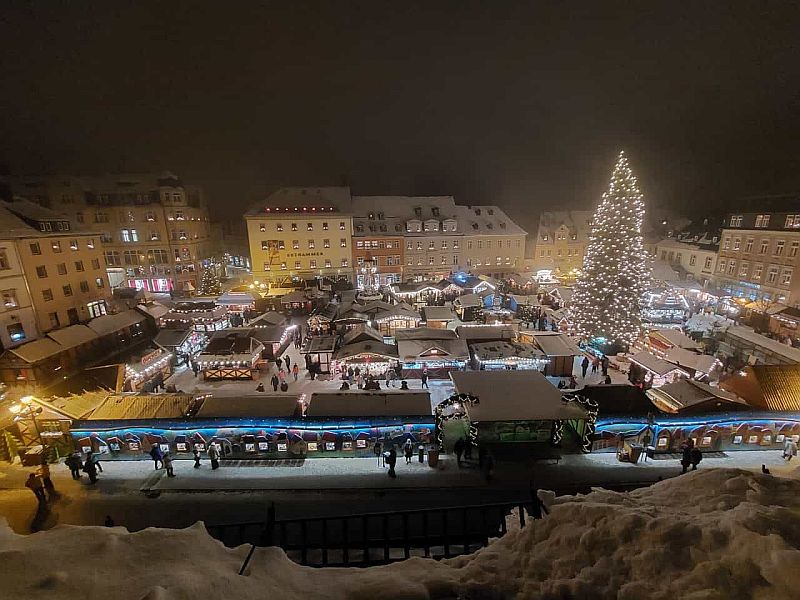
[580, 354, 610, 378]
[372, 439, 418, 478]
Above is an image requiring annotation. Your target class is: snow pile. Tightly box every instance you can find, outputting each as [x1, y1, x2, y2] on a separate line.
[3, 469, 800, 599]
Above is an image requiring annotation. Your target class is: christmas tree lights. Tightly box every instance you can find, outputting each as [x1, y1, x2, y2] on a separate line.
[198, 266, 221, 296]
[571, 151, 650, 351]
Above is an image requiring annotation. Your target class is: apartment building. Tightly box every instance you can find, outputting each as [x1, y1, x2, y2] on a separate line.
[351, 196, 525, 282]
[0, 201, 110, 347]
[11, 172, 212, 293]
[716, 211, 800, 306]
[653, 238, 718, 286]
[245, 187, 354, 284]
[530, 211, 593, 278]
[350, 200, 404, 286]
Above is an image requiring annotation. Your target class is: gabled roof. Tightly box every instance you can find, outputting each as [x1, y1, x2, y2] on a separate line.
[333, 340, 399, 361]
[529, 332, 582, 356]
[86, 309, 146, 337]
[87, 394, 202, 420]
[453, 293, 482, 308]
[342, 324, 384, 346]
[721, 365, 800, 412]
[303, 335, 337, 353]
[651, 329, 701, 350]
[249, 311, 288, 327]
[629, 352, 688, 377]
[646, 379, 748, 414]
[216, 291, 257, 305]
[47, 325, 98, 349]
[375, 305, 421, 322]
[450, 371, 588, 422]
[469, 341, 545, 362]
[394, 327, 458, 340]
[153, 328, 193, 350]
[664, 347, 720, 375]
[397, 337, 469, 361]
[422, 306, 457, 321]
[8, 337, 64, 363]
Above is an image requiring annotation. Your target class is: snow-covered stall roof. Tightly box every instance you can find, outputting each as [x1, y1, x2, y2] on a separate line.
[333, 340, 399, 361]
[134, 302, 170, 321]
[397, 337, 469, 362]
[450, 371, 588, 422]
[216, 291, 256, 306]
[46, 324, 98, 349]
[422, 305, 457, 322]
[529, 332, 582, 356]
[453, 293, 482, 309]
[8, 337, 64, 363]
[651, 328, 701, 350]
[629, 351, 689, 377]
[306, 391, 432, 417]
[469, 341, 545, 362]
[87, 394, 201, 420]
[664, 347, 719, 375]
[195, 396, 300, 418]
[153, 328, 193, 350]
[86, 309, 146, 337]
[250, 311, 288, 327]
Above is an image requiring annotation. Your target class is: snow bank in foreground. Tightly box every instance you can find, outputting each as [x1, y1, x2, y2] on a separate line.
[2, 469, 800, 599]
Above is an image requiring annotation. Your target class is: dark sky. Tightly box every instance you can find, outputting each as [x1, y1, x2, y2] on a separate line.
[1, 1, 799, 230]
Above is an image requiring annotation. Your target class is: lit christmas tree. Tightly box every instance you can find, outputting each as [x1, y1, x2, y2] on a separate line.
[570, 151, 650, 352]
[198, 265, 221, 296]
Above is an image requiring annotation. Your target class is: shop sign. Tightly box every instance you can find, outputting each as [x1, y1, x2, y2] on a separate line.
[141, 348, 163, 366]
[40, 431, 64, 439]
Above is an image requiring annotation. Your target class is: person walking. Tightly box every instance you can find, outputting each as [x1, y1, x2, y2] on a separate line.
[25, 473, 46, 503]
[104, 515, 115, 527]
[454, 438, 465, 468]
[680, 440, 693, 474]
[275, 356, 283, 370]
[690, 446, 703, 471]
[38, 461, 56, 500]
[581, 356, 590, 378]
[285, 355, 291, 371]
[374, 440, 383, 467]
[421, 368, 429, 389]
[601, 355, 609, 377]
[385, 369, 391, 389]
[149, 444, 164, 470]
[403, 439, 414, 465]
[208, 443, 221, 470]
[292, 363, 299, 381]
[83, 457, 99, 484]
[271, 373, 280, 392]
[591, 356, 599, 374]
[87, 450, 103, 473]
[783, 437, 798, 461]
[387, 446, 397, 478]
[163, 453, 175, 477]
[65, 452, 83, 480]
[193, 447, 202, 468]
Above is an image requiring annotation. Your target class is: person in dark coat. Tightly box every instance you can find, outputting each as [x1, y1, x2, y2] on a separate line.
[256, 382, 265, 392]
[395, 363, 403, 379]
[400, 380, 409, 390]
[271, 374, 280, 392]
[149, 444, 164, 470]
[374, 440, 383, 467]
[680, 441, 693, 474]
[163, 453, 175, 477]
[421, 368, 429, 389]
[65, 452, 83, 479]
[207, 444, 221, 470]
[387, 447, 397, 478]
[26, 473, 46, 502]
[193, 447, 202, 468]
[104, 515, 115, 527]
[285, 355, 291, 371]
[275, 357, 283, 370]
[87, 450, 103, 473]
[83, 458, 99, 484]
[601, 356, 609, 376]
[689, 447, 702, 471]
[581, 356, 590, 378]
[454, 438, 465, 467]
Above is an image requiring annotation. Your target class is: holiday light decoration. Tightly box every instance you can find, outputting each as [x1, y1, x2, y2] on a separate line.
[571, 151, 650, 351]
[198, 266, 221, 296]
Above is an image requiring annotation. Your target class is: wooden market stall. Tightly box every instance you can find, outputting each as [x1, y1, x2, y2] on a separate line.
[198, 330, 265, 380]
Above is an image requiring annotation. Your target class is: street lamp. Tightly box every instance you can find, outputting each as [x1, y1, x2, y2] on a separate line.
[9, 395, 45, 449]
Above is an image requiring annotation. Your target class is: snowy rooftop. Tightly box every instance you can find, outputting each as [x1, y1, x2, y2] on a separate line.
[306, 390, 432, 417]
[629, 351, 689, 376]
[529, 332, 582, 357]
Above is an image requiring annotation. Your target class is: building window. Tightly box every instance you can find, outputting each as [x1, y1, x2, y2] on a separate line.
[123, 250, 139, 265]
[689, 254, 696, 266]
[307, 223, 313, 231]
[753, 264, 763, 281]
[100, 233, 113, 243]
[717, 259, 726, 273]
[441, 240, 448, 249]
[308, 240, 315, 249]
[729, 215, 743, 227]
[76, 212, 85, 224]
[323, 222, 329, 230]
[41, 288, 54, 302]
[341, 259, 348, 267]
[293, 260, 300, 269]
[760, 239, 769, 254]
[277, 223, 283, 232]
[291, 240, 299, 250]
[441, 256, 447, 265]
[104, 251, 121, 266]
[29, 242, 41, 255]
[62, 284, 73, 297]
[339, 222, 346, 230]
[87, 300, 107, 318]
[340, 239, 347, 248]
[69, 239, 78, 250]
[790, 241, 799, 258]
[121, 229, 139, 242]
[280, 262, 287, 270]
[429, 257, 434, 265]
[357, 257, 365, 267]
[745, 238, 754, 253]
[755, 214, 771, 228]
[57, 263, 67, 275]
[722, 237, 730, 250]
[2, 289, 19, 308]
[310, 259, 317, 268]
[406, 240, 413, 250]
[767, 266, 779, 284]
[6, 322, 25, 342]
[739, 262, 749, 277]
[428, 241, 435, 250]
[775, 240, 786, 256]
[727, 260, 736, 275]
[781, 268, 793, 286]
[79, 280, 90, 293]
[323, 239, 330, 248]
[291, 223, 298, 231]
[325, 259, 331, 268]
[94, 211, 109, 223]
[36, 265, 48, 278]
[261, 241, 270, 250]
[732, 238, 740, 251]
[704, 256, 713, 270]
[91, 258, 100, 270]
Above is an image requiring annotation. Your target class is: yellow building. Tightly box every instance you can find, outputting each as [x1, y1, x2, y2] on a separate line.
[531, 210, 593, 280]
[245, 187, 354, 284]
[0, 201, 110, 344]
[10, 172, 213, 293]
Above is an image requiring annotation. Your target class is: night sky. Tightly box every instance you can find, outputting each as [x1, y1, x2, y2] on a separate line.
[1, 1, 799, 229]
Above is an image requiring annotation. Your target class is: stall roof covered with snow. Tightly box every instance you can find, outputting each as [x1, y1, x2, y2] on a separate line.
[629, 351, 690, 377]
[450, 371, 588, 422]
[85, 393, 203, 420]
[333, 340, 399, 362]
[397, 335, 469, 363]
[650, 328, 701, 351]
[646, 379, 749, 414]
[422, 305, 457, 323]
[195, 395, 301, 419]
[86, 310, 147, 337]
[307, 391, 432, 417]
[455, 324, 515, 342]
[529, 332, 582, 357]
[249, 311, 288, 327]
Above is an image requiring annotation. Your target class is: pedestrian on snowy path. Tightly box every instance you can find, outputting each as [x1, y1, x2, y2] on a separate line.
[783, 438, 798, 461]
[38, 461, 56, 499]
[601, 355, 609, 376]
[149, 444, 164, 470]
[690, 447, 702, 471]
[193, 447, 202, 468]
[271, 374, 279, 392]
[285, 356, 291, 371]
[421, 368, 429, 389]
[163, 453, 175, 477]
[65, 452, 83, 479]
[404, 439, 414, 464]
[374, 441, 384, 467]
[87, 450, 103, 473]
[83, 458, 99, 484]
[581, 356, 589, 378]
[208, 444, 221, 470]
[292, 363, 299, 381]
[387, 447, 397, 478]
[26, 473, 46, 503]
[275, 357, 283, 370]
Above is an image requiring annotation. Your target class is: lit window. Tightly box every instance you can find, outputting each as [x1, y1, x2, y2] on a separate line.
[277, 223, 283, 232]
[340, 239, 347, 248]
[323, 239, 330, 248]
[339, 222, 346, 230]
[341, 259, 348, 267]
[308, 240, 315, 249]
[291, 223, 298, 231]
[323, 222, 329, 230]
[310, 259, 317, 268]
[325, 259, 331, 268]
[292, 240, 299, 249]
[280, 262, 287, 270]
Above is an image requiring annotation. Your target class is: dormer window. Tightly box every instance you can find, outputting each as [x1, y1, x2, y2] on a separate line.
[414, 207, 422, 218]
[487, 208, 494, 215]
[377, 212, 384, 220]
[432, 207, 440, 217]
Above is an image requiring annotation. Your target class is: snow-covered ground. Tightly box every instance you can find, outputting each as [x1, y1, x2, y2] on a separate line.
[4, 468, 800, 599]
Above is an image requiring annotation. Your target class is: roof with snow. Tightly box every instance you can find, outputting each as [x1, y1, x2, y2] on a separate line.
[650, 328, 701, 350]
[529, 332, 582, 357]
[195, 396, 301, 419]
[450, 371, 588, 422]
[422, 305, 457, 322]
[629, 352, 689, 377]
[333, 340, 399, 361]
[646, 379, 748, 414]
[87, 394, 202, 420]
[720, 364, 800, 412]
[306, 391, 432, 417]
[86, 309, 146, 337]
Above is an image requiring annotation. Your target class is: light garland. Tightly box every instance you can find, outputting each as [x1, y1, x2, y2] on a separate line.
[125, 353, 174, 383]
[570, 151, 650, 351]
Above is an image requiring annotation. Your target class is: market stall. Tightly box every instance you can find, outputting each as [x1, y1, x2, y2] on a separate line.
[124, 347, 174, 392]
[469, 341, 548, 371]
[161, 302, 230, 333]
[216, 291, 256, 316]
[627, 351, 690, 388]
[198, 330, 264, 380]
[395, 327, 469, 378]
[153, 328, 207, 359]
[301, 335, 336, 374]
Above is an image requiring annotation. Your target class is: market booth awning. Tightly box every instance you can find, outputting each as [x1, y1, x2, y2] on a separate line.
[450, 371, 589, 422]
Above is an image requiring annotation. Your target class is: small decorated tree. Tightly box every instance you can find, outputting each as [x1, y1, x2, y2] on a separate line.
[198, 265, 221, 296]
[570, 151, 650, 353]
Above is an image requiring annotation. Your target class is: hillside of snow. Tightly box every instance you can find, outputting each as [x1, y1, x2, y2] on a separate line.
[2, 468, 800, 599]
